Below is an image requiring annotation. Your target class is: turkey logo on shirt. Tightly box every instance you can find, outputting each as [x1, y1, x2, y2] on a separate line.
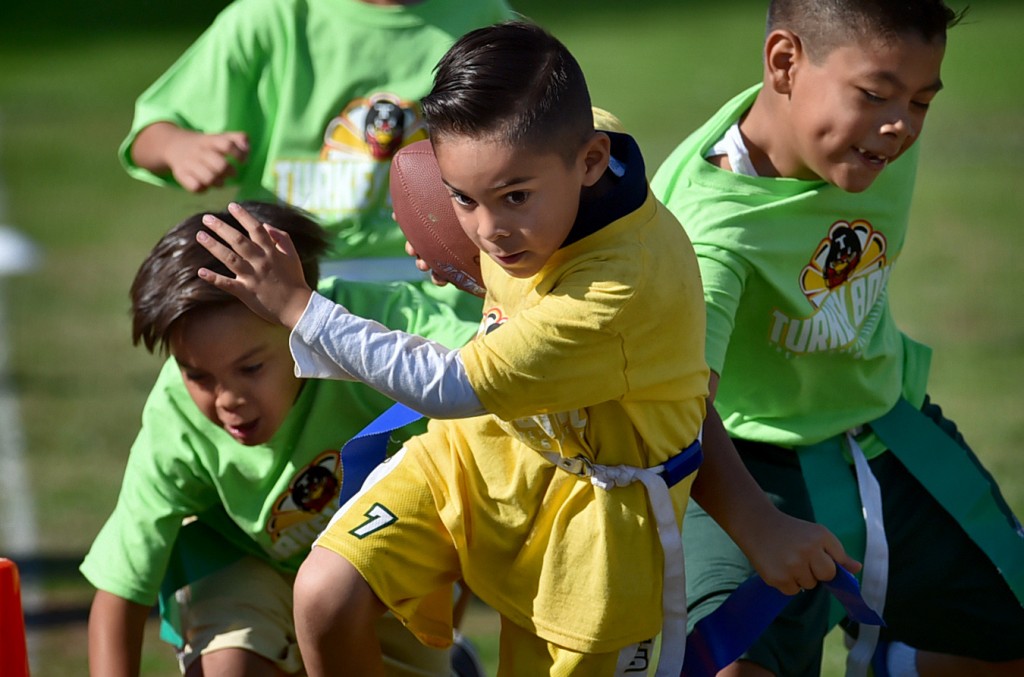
[320, 93, 428, 161]
[266, 450, 341, 541]
[768, 219, 892, 356]
[799, 220, 887, 308]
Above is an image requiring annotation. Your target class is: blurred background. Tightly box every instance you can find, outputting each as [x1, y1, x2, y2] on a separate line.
[1, 0, 1021, 674]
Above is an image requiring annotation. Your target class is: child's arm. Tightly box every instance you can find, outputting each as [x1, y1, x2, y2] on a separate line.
[198, 202, 486, 418]
[87, 589, 151, 677]
[692, 373, 862, 595]
[131, 121, 249, 194]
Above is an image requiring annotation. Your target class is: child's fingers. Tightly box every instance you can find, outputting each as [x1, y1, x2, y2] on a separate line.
[196, 227, 252, 276]
[196, 263, 267, 313]
[809, 552, 839, 585]
[264, 224, 298, 258]
[825, 539, 863, 575]
[792, 559, 825, 592]
[197, 266, 230, 288]
[776, 577, 804, 596]
[226, 202, 276, 250]
[817, 525, 861, 575]
[221, 132, 250, 163]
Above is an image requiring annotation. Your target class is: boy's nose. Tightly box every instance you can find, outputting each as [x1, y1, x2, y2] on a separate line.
[476, 212, 509, 242]
[216, 386, 246, 411]
[881, 113, 916, 142]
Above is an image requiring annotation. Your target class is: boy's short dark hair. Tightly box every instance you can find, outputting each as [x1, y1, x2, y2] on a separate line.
[131, 201, 329, 353]
[768, 0, 967, 62]
[421, 20, 594, 165]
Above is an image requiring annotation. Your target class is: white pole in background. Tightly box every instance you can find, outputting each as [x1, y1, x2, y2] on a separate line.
[0, 224, 42, 665]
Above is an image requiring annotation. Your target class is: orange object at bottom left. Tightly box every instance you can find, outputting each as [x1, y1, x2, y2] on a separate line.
[0, 558, 29, 676]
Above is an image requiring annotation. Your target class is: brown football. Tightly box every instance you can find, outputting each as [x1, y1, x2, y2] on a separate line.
[389, 140, 485, 297]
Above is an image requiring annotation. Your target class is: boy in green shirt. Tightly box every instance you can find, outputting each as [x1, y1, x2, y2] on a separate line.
[80, 202, 477, 676]
[652, 1, 1024, 675]
[121, 0, 512, 274]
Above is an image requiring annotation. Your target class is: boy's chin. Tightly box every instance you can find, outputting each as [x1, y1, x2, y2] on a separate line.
[828, 168, 886, 194]
[835, 180, 877, 194]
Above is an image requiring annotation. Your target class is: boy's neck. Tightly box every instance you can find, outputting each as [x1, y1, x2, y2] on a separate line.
[736, 88, 790, 179]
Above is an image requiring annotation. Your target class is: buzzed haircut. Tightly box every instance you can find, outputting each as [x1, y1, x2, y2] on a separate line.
[421, 20, 594, 165]
[131, 201, 329, 354]
[767, 0, 967, 62]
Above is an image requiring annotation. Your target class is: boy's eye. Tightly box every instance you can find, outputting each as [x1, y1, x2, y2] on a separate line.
[241, 363, 263, 375]
[505, 191, 528, 206]
[183, 371, 209, 384]
[861, 89, 885, 104]
[450, 191, 474, 208]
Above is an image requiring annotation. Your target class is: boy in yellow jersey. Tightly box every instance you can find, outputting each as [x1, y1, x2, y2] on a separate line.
[197, 21, 857, 676]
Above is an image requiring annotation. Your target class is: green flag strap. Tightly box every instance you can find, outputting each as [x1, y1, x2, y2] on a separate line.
[799, 437, 865, 627]
[799, 398, 1024, 629]
[871, 398, 1024, 602]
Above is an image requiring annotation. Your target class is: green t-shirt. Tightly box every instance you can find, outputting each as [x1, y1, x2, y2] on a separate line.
[80, 278, 477, 606]
[120, 0, 513, 260]
[652, 85, 932, 448]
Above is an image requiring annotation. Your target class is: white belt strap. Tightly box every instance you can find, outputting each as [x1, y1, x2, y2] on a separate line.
[845, 431, 890, 677]
[542, 453, 688, 677]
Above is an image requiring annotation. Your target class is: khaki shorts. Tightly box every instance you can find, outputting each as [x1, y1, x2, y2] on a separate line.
[176, 555, 450, 676]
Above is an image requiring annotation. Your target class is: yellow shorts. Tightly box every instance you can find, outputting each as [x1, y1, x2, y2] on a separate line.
[176, 554, 449, 676]
[316, 449, 662, 676]
[497, 615, 660, 676]
[317, 447, 460, 648]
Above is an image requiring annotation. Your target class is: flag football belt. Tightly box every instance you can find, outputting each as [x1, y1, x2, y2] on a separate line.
[537, 436, 883, 677]
[540, 437, 703, 489]
[541, 438, 702, 677]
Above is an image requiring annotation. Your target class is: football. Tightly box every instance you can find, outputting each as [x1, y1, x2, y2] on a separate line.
[390, 140, 485, 297]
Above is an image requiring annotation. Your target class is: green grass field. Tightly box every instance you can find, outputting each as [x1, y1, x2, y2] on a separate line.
[1, 1, 1021, 675]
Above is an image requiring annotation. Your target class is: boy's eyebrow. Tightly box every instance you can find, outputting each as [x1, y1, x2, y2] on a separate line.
[874, 70, 944, 93]
[231, 346, 268, 364]
[493, 176, 533, 189]
[442, 176, 533, 195]
[174, 345, 268, 371]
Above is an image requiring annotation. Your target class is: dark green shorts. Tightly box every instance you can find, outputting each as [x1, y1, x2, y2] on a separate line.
[683, 399, 1024, 676]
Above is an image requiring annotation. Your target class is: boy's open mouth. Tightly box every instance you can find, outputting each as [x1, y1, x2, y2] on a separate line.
[226, 419, 259, 440]
[856, 147, 889, 167]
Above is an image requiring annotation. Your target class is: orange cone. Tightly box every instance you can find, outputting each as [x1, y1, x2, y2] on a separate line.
[0, 558, 30, 676]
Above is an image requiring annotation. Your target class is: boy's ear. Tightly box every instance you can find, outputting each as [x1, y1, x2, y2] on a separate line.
[765, 29, 802, 95]
[580, 131, 611, 187]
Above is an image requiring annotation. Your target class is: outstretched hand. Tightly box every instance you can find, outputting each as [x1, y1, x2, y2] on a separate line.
[196, 202, 313, 329]
[744, 509, 862, 596]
